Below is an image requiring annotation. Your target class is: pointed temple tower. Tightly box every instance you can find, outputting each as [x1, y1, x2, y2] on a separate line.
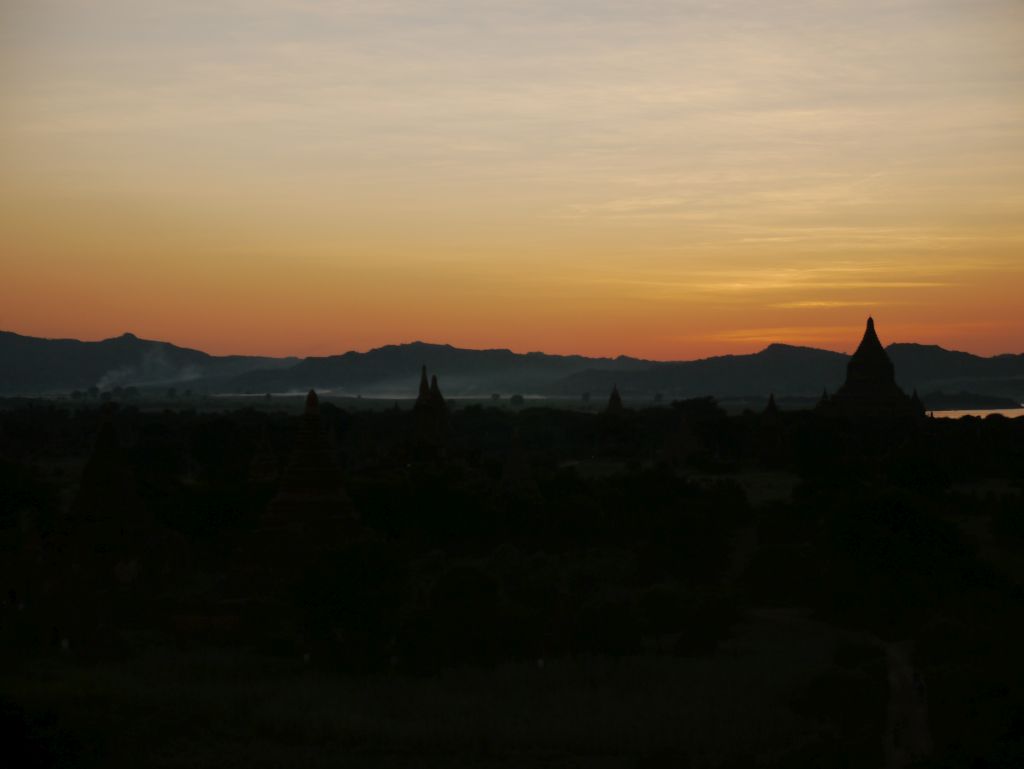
[606, 385, 624, 414]
[824, 317, 923, 418]
[417, 365, 430, 405]
[429, 374, 446, 411]
[413, 366, 449, 450]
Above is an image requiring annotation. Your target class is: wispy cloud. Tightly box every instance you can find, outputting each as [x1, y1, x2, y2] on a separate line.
[771, 300, 884, 309]
[2, 0, 1022, 357]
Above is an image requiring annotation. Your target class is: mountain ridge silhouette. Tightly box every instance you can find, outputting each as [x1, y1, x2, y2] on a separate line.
[0, 330, 297, 394]
[2, 329, 1022, 402]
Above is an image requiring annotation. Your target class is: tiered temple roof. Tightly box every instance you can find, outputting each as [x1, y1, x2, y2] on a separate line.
[824, 318, 923, 418]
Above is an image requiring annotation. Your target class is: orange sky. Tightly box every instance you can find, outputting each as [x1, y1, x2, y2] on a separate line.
[2, 1, 1022, 360]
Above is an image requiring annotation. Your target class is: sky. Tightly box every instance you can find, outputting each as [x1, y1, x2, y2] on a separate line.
[2, 0, 1022, 360]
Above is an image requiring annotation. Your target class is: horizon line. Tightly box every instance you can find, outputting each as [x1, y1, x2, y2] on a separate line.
[4, 325, 1019, 364]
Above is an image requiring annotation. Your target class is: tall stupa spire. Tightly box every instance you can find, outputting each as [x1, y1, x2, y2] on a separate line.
[304, 389, 320, 416]
[606, 385, 624, 414]
[824, 317, 920, 418]
[417, 365, 430, 405]
[846, 316, 895, 386]
[429, 374, 446, 410]
[412, 366, 449, 452]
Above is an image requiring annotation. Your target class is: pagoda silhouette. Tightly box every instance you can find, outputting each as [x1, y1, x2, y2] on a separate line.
[412, 365, 449, 450]
[821, 317, 924, 418]
[605, 385, 624, 414]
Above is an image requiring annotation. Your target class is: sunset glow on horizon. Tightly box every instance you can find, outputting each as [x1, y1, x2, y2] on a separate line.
[2, 1, 1022, 360]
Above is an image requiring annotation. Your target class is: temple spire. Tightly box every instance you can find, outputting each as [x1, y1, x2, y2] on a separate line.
[412, 367, 450, 453]
[823, 317, 920, 418]
[859, 316, 882, 352]
[429, 374, 446, 410]
[304, 389, 320, 416]
[846, 316, 895, 385]
[606, 385, 624, 414]
[417, 365, 430, 403]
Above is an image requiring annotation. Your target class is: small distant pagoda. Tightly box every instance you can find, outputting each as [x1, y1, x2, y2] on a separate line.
[821, 317, 923, 418]
[412, 365, 449, 448]
[606, 385, 624, 414]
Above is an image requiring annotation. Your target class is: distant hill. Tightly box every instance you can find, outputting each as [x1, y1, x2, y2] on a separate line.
[0, 331, 296, 394]
[888, 344, 1024, 402]
[224, 340, 1023, 404]
[556, 344, 850, 399]
[224, 341, 651, 397]
[2, 330, 1022, 404]
[558, 344, 1024, 403]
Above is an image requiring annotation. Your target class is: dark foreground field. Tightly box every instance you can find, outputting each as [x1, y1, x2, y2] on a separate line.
[5, 611, 883, 769]
[3, 397, 1023, 767]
